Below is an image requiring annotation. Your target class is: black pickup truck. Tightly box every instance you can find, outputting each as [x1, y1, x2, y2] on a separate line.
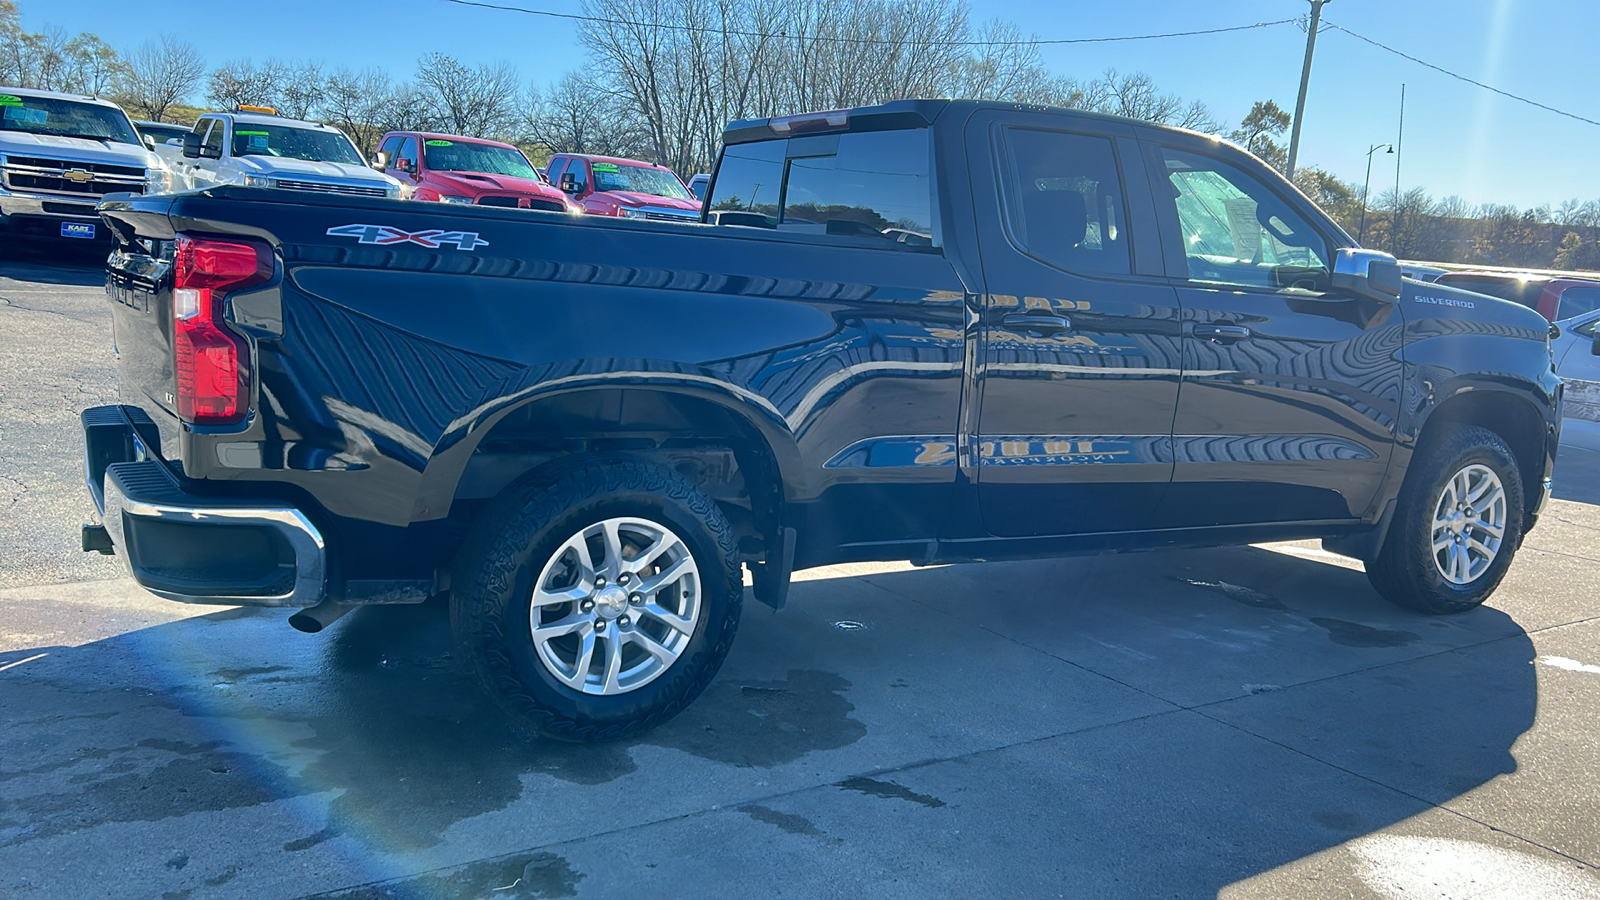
[85, 100, 1562, 741]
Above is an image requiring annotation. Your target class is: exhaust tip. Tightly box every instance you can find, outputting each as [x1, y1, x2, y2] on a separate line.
[288, 601, 352, 634]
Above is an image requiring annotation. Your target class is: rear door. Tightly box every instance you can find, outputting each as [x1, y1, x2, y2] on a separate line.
[968, 110, 1183, 537]
[1145, 138, 1400, 528]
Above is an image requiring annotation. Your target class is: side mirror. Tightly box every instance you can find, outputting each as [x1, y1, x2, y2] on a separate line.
[1591, 327, 1599, 357]
[181, 132, 201, 159]
[143, 134, 157, 151]
[372, 151, 389, 170]
[394, 157, 414, 174]
[559, 172, 578, 194]
[1331, 247, 1402, 301]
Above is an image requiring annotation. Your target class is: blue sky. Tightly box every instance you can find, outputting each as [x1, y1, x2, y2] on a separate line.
[41, 0, 1600, 210]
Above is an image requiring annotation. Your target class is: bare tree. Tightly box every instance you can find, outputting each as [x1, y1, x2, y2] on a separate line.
[276, 60, 325, 119]
[523, 72, 646, 157]
[414, 53, 519, 139]
[208, 58, 281, 110]
[120, 34, 205, 122]
[321, 66, 398, 155]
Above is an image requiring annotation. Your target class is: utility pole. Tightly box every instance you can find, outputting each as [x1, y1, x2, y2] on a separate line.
[1285, 0, 1330, 180]
[1392, 83, 1406, 257]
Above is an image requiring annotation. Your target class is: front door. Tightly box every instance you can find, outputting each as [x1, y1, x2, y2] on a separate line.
[1146, 141, 1401, 528]
[969, 111, 1183, 537]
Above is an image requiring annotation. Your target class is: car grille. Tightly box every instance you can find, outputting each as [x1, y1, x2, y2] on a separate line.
[638, 207, 699, 222]
[1, 154, 147, 198]
[527, 198, 567, 212]
[274, 180, 389, 198]
[41, 201, 98, 216]
[4, 155, 145, 177]
[476, 196, 519, 208]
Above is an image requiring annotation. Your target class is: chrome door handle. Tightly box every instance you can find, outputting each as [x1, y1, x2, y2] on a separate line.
[1194, 324, 1251, 343]
[1002, 313, 1072, 333]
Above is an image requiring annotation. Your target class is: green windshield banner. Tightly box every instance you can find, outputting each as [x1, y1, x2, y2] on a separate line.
[426, 140, 452, 146]
[592, 163, 619, 172]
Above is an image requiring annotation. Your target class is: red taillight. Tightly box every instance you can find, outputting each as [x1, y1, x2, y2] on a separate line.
[172, 235, 272, 425]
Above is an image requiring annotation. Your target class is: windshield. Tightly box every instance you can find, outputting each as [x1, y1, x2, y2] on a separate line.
[0, 94, 140, 145]
[423, 139, 537, 179]
[232, 123, 364, 165]
[591, 162, 691, 200]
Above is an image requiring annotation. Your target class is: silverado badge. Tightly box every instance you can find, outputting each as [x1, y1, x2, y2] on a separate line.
[326, 223, 488, 251]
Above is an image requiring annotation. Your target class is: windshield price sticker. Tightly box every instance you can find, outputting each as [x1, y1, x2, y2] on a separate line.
[0, 94, 21, 106]
[426, 140, 452, 146]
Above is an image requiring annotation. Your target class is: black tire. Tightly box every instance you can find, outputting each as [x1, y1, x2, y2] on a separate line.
[451, 458, 743, 742]
[1367, 424, 1525, 614]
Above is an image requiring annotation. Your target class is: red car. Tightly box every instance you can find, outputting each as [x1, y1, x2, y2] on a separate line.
[546, 153, 701, 222]
[1434, 271, 1600, 324]
[375, 131, 578, 213]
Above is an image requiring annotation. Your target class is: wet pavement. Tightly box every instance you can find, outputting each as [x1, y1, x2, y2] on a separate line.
[3, 249, 1600, 898]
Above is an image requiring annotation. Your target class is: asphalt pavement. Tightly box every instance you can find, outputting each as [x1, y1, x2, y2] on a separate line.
[3, 246, 1600, 899]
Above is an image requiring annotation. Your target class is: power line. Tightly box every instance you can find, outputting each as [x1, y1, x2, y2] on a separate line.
[439, 0, 1298, 48]
[1326, 21, 1600, 129]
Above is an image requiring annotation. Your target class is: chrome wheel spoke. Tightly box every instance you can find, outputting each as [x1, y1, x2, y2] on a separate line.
[639, 556, 692, 596]
[641, 601, 694, 637]
[600, 519, 625, 579]
[533, 581, 590, 608]
[627, 629, 678, 665]
[624, 531, 676, 575]
[553, 625, 596, 690]
[1476, 519, 1505, 539]
[532, 611, 591, 641]
[601, 632, 624, 693]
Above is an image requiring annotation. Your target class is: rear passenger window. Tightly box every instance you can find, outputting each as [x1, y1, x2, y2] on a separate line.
[1558, 287, 1600, 321]
[708, 129, 936, 249]
[998, 128, 1129, 276]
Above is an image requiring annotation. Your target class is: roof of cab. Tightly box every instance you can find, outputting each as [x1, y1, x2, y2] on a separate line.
[0, 85, 124, 108]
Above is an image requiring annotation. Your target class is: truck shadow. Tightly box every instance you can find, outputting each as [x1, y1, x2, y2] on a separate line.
[0, 243, 107, 284]
[0, 544, 1535, 897]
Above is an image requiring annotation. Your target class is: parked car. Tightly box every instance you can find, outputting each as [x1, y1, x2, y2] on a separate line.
[163, 107, 401, 199]
[374, 131, 577, 213]
[89, 99, 1559, 742]
[0, 87, 170, 245]
[687, 172, 710, 201]
[1434, 271, 1600, 325]
[546, 152, 701, 221]
[132, 120, 190, 151]
[1553, 308, 1600, 388]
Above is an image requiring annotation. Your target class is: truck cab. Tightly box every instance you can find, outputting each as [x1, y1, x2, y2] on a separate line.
[0, 87, 170, 245]
[547, 153, 700, 222]
[166, 107, 401, 199]
[374, 131, 577, 213]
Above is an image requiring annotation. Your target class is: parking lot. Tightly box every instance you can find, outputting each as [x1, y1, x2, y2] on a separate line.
[4, 249, 1600, 899]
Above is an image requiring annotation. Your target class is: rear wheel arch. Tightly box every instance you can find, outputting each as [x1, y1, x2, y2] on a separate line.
[423, 385, 801, 560]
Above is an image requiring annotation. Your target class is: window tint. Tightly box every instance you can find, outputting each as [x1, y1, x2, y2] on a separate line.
[707, 129, 936, 248]
[545, 158, 567, 184]
[202, 119, 225, 156]
[1161, 148, 1330, 291]
[379, 135, 403, 163]
[190, 119, 210, 136]
[999, 128, 1129, 276]
[1558, 286, 1600, 320]
[707, 140, 784, 226]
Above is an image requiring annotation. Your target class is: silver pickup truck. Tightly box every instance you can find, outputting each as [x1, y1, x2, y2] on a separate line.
[0, 87, 170, 245]
[159, 108, 401, 199]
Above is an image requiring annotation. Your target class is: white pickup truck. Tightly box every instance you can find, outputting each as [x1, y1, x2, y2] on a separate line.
[0, 87, 171, 245]
[162, 108, 401, 199]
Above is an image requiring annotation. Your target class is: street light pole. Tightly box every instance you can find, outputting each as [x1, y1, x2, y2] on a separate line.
[1286, 0, 1330, 180]
[1359, 143, 1393, 246]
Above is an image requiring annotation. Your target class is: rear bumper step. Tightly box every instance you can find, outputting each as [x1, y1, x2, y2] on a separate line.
[82, 406, 327, 607]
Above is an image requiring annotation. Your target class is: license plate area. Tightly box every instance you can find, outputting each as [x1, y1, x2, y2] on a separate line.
[61, 221, 96, 239]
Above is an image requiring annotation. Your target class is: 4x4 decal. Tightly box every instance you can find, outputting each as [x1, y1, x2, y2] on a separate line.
[326, 223, 488, 251]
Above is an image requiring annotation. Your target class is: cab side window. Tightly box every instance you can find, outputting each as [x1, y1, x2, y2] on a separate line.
[397, 137, 419, 173]
[378, 135, 403, 165]
[545, 158, 568, 186]
[998, 128, 1129, 276]
[707, 129, 937, 249]
[1160, 148, 1330, 292]
[1558, 287, 1600, 321]
[202, 119, 225, 157]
